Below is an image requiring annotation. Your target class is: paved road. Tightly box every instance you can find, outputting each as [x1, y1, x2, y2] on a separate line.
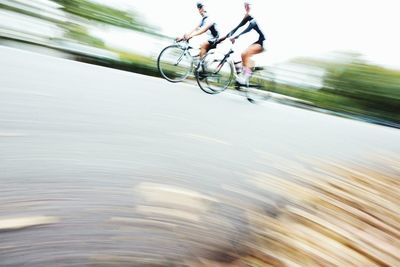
[0, 47, 399, 266]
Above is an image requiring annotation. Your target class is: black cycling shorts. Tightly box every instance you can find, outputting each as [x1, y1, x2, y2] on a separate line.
[253, 38, 265, 48]
[208, 37, 219, 50]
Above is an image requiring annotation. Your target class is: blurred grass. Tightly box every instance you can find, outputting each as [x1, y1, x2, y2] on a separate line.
[238, 154, 400, 267]
[268, 82, 400, 127]
[136, 154, 400, 266]
[75, 48, 161, 78]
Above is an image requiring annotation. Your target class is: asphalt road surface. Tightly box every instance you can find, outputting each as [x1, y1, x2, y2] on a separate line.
[0, 47, 399, 266]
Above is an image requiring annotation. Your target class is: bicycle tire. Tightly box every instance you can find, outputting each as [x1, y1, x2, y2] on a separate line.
[157, 45, 193, 83]
[196, 53, 233, 94]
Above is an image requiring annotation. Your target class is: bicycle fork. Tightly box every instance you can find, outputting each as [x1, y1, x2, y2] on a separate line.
[174, 49, 189, 66]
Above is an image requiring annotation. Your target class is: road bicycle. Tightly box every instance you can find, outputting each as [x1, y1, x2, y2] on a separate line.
[157, 39, 270, 103]
[196, 43, 270, 103]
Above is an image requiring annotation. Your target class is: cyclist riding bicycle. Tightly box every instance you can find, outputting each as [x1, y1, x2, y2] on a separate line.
[176, 2, 220, 60]
[220, 1, 265, 85]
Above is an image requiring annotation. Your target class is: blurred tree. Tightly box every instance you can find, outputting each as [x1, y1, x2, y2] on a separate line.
[59, 21, 105, 47]
[321, 53, 400, 123]
[53, 0, 160, 34]
[272, 52, 400, 125]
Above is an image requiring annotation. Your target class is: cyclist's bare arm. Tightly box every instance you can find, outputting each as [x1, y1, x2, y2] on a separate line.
[176, 25, 198, 41]
[185, 25, 200, 38]
[187, 22, 213, 39]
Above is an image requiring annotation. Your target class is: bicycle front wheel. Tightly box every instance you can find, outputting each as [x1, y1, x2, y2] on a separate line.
[157, 45, 193, 82]
[196, 53, 233, 94]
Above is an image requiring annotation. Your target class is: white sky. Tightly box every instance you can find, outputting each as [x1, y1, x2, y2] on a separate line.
[91, 0, 400, 68]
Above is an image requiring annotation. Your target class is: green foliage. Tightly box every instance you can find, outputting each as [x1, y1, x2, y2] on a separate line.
[77, 51, 160, 78]
[324, 58, 400, 98]
[321, 54, 400, 123]
[272, 52, 400, 126]
[54, 0, 158, 34]
[59, 22, 105, 47]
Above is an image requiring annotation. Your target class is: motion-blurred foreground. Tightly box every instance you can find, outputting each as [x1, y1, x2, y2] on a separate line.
[1, 1, 400, 266]
[2, 155, 400, 266]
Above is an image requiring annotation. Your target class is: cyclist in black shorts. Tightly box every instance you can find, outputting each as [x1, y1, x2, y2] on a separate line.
[177, 2, 219, 59]
[222, 1, 265, 84]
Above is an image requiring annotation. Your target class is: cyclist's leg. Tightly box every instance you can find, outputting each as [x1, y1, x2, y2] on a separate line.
[241, 44, 263, 70]
[200, 37, 219, 59]
[238, 43, 263, 83]
[199, 42, 211, 59]
[197, 39, 216, 76]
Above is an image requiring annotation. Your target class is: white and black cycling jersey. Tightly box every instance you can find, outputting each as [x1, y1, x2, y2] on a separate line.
[199, 14, 219, 39]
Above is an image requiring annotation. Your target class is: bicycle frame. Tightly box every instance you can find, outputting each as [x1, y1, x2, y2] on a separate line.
[213, 49, 234, 73]
[174, 41, 197, 66]
[207, 47, 242, 83]
[215, 43, 264, 87]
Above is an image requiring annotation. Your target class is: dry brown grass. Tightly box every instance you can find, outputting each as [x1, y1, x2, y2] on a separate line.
[243, 153, 400, 267]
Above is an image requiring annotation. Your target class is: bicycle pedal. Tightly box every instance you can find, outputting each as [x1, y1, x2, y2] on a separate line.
[234, 82, 243, 91]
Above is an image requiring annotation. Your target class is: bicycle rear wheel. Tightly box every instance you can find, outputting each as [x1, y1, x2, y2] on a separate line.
[196, 53, 233, 94]
[157, 45, 193, 82]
